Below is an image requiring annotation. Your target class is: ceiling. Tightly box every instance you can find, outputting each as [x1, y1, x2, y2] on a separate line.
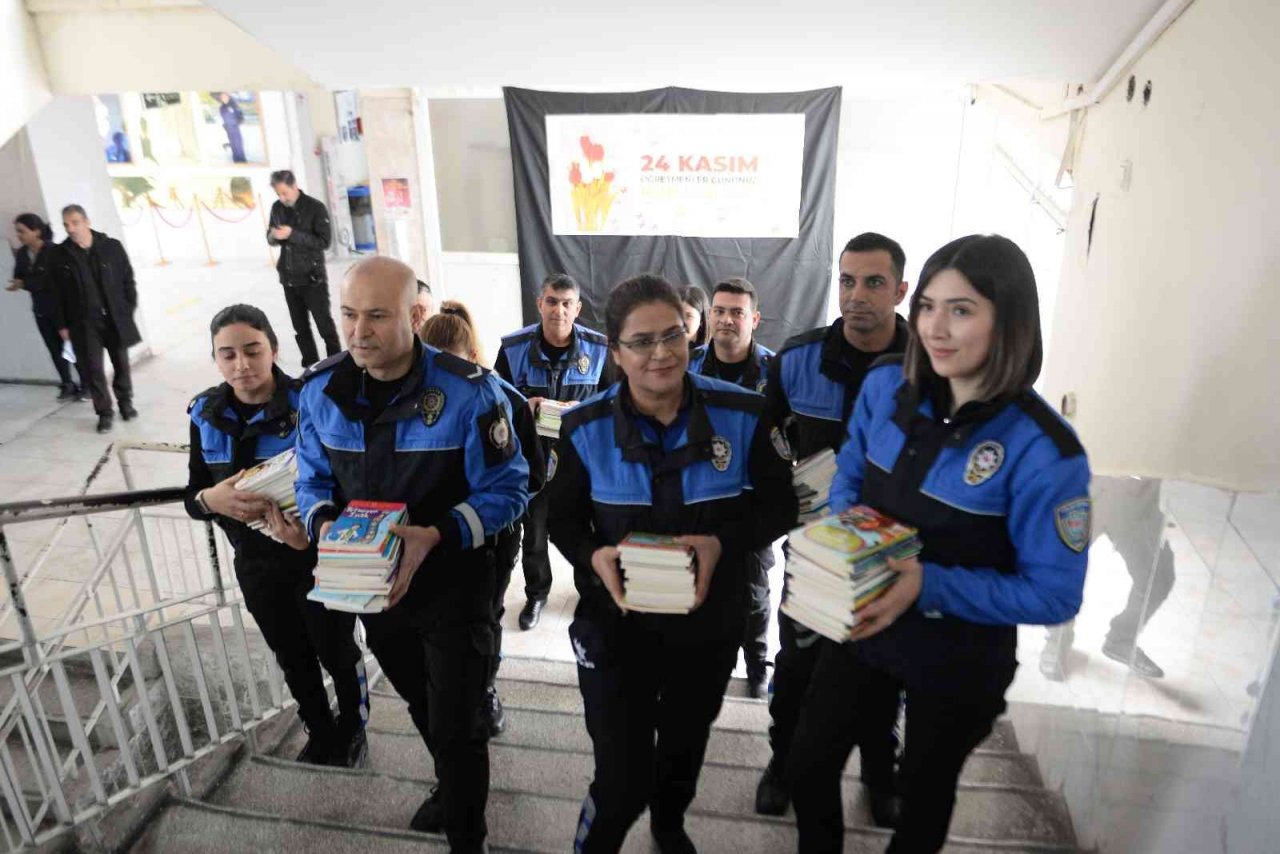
[203, 0, 1168, 97]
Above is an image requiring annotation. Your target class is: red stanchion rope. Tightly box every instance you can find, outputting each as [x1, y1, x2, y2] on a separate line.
[117, 205, 146, 227]
[198, 200, 258, 224]
[149, 199, 195, 229]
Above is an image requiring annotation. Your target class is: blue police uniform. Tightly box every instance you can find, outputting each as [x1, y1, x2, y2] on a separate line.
[294, 342, 529, 853]
[495, 321, 612, 605]
[546, 374, 797, 853]
[184, 366, 366, 760]
[788, 357, 1091, 853]
[690, 338, 777, 688]
[757, 317, 909, 812]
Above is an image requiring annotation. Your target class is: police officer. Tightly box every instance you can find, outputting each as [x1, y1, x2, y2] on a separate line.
[294, 258, 529, 853]
[420, 308, 547, 737]
[788, 235, 1091, 853]
[495, 273, 611, 630]
[756, 232, 911, 821]
[546, 274, 797, 854]
[689, 277, 776, 697]
[185, 304, 366, 767]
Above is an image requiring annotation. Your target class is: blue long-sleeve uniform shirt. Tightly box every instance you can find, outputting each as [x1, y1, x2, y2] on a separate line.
[830, 357, 1091, 695]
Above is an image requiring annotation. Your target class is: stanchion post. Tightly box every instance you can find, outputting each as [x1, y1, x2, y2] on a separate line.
[147, 198, 170, 267]
[194, 194, 217, 267]
[258, 193, 275, 268]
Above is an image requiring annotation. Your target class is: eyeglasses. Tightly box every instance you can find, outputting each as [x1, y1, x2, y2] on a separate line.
[616, 327, 687, 356]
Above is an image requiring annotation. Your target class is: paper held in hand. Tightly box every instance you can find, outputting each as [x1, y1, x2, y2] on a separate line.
[619, 533, 696, 614]
[781, 505, 922, 642]
[535, 400, 577, 439]
[234, 448, 300, 539]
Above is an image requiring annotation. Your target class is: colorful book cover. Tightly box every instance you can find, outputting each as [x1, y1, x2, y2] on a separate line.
[320, 501, 407, 553]
[789, 506, 919, 573]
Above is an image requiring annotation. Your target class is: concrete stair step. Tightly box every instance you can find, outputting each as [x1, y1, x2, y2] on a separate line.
[204, 757, 1066, 853]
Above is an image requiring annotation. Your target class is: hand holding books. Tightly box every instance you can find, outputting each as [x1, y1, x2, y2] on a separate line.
[200, 469, 273, 525]
[847, 554, 923, 642]
[386, 523, 442, 607]
[309, 501, 408, 614]
[535, 400, 577, 439]
[608, 533, 721, 615]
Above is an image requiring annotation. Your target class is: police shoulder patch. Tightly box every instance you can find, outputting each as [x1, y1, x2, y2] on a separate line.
[1054, 498, 1091, 553]
[770, 426, 793, 462]
[964, 441, 1005, 486]
[546, 448, 559, 481]
[488, 414, 511, 450]
[710, 436, 732, 472]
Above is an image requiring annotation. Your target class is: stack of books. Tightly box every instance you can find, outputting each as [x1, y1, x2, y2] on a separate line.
[793, 448, 838, 522]
[535, 400, 576, 439]
[618, 533, 696, 614]
[307, 500, 407, 614]
[781, 506, 922, 642]
[235, 448, 299, 536]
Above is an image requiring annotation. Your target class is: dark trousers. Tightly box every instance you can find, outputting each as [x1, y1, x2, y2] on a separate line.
[282, 282, 340, 367]
[769, 611, 898, 786]
[491, 524, 521, 685]
[1095, 477, 1176, 647]
[789, 644, 1004, 854]
[742, 546, 774, 679]
[572, 617, 738, 853]
[73, 315, 132, 416]
[362, 610, 492, 854]
[520, 490, 553, 601]
[239, 568, 365, 738]
[33, 312, 79, 390]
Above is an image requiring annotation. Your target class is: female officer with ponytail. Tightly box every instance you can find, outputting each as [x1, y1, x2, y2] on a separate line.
[787, 235, 1092, 853]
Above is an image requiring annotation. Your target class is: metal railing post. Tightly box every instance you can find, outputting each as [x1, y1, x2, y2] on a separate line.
[205, 521, 226, 606]
[0, 528, 39, 667]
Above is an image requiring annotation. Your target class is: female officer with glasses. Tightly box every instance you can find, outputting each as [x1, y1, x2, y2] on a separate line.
[787, 235, 1092, 853]
[547, 275, 796, 854]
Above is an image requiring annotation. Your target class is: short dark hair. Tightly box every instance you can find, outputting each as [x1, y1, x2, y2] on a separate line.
[14, 213, 52, 242]
[904, 234, 1042, 400]
[606, 274, 683, 344]
[540, 273, 578, 296]
[61, 204, 87, 221]
[712, 277, 758, 311]
[269, 170, 297, 188]
[677, 284, 710, 346]
[416, 279, 431, 295]
[209, 303, 279, 355]
[843, 232, 906, 282]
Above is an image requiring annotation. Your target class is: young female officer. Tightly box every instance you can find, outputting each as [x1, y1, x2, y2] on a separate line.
[787, 235, 1091, 853]
[185, 304, 367, 766]
[547, 275, 797, 854]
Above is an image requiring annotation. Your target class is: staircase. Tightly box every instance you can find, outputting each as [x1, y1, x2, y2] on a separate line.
[127, 656, 1078, 854]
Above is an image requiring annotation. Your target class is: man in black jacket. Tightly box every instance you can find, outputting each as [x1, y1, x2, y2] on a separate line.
[267, 170, 339, 368]
[53, 205, 141, 433]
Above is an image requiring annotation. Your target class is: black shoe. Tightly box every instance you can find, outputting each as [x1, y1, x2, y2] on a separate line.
[518, 597, 545, 630]
[409, 786, 443, 833]
[746, 663, 770, 700]
[867, 786, 903, 829]
[119, 402, 137, 421]
[485, 687, 507, 737]
[754, 756, 789, 816]
[57, 385, 78, 402]
[1102, 641, 1165, 678]
[96, 413, 113, 433]
[651, 826, 697, 854]
[295, 732, 333, 765]
[328, 727, 368, 768]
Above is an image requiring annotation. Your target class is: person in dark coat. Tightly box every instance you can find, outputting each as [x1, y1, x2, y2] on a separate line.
[52, 205, 141, 433]
[267, 170, 340, 368]
[7, 213, 83, 400]
[216, 92, 247, 163]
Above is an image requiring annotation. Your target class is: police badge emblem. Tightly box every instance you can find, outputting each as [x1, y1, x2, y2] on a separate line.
[963, 441, 1004, 485]
[547, 448, 559, 481]
[489, 414, 511, 450]
[577, 354, 591, 375]
[710, 436, 732, 472]
[421, 388, 445, 426]
[1055, 497, 1091, 553]
[279, 410, 298, 438]
[770, 426, 793, 462]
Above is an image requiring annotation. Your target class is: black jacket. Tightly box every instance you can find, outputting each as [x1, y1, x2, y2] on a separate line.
[13, 243, 57, 318]
[267, 192, 332, 287]
[51, 232, 141, 347]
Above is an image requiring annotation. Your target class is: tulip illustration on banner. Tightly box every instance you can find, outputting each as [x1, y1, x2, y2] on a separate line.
[569, 135, 617, 232]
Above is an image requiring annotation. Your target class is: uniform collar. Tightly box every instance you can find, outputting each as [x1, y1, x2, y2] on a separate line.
[202, 365, 295, 438]
[612, 376, 715, 472]
[820, 315, 909, 381]
[324, 339, 426, 424]
[702, 338, 763, 387]
[892, 374, 1017, 446]
[529, 324, 586, 370]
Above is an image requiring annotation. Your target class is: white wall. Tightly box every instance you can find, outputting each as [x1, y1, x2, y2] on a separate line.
[1041, 0, 1280, 492]
[26, 98, 126, 245]
[0, 0, 52, 147]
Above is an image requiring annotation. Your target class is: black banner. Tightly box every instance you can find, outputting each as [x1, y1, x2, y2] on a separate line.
[504, 86, 841, 350]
